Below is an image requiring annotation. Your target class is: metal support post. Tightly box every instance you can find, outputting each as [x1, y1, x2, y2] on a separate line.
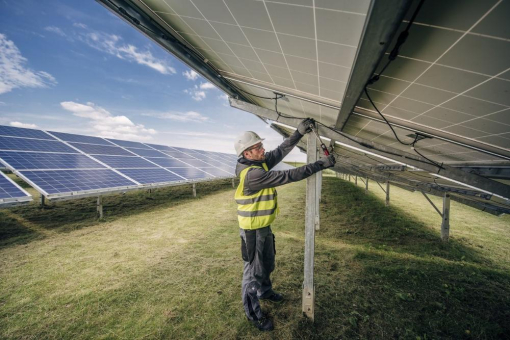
[355, 176, 358, 185]
[192, 183, 197, 197]
[442, 193, 451, 242]
[303, 133, 317, 320]
[349, 175, 351, 182]
[148, 189, 152, 198]
[232, 178, 235, 188]
[386, 181, 390, 207]
[365, 177, 369, 193]
[315, 169, 322, 231]
[97, 196, 103, 219]
[40, 195, 45, 207]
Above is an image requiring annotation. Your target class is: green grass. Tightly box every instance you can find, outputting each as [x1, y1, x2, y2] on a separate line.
[0, 175, 509, 339]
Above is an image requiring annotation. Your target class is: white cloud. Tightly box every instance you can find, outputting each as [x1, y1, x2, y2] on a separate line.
[73, 23, 87, 29]
[0, 34, 57, 95]
[44, 26, 66, 37]
[10, 121, 37, 129]
[183, 69, 199, 80]
[191, 90, 206, 101]
[81, 31, 176, 75]
[61, 101, 157, 141]
[143, 110, 209, 123]
[200, 82, 215, 90]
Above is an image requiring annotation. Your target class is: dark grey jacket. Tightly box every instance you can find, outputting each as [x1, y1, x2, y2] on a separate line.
[235, 130, 324, 196]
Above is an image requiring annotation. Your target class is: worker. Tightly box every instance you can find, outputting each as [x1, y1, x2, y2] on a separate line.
[234, 118, 336, 331]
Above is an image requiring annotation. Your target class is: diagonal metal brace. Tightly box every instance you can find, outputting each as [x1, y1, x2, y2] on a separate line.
[421, 191, 442, 217]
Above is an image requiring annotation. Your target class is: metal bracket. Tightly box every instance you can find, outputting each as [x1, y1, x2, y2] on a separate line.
[421, 191, 442, 217]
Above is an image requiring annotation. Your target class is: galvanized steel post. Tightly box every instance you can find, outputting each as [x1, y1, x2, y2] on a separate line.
[441, 193, 450, 242]
[192, 183, 197, 198]
[303, 132, 317, 320]
[97, 196, 103, 219]
[386, 181, 390, 206]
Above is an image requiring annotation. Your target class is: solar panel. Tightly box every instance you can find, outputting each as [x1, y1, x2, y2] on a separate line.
[49, 131, 113, 146]
[144, 143, 175, 151]
[0, 151, 105, 170]
[167, 167, 212, 180]
[118, 168, 185, 184]
[125, 148, 168, 157]
[0, 171, 32, 206]
[93, 155, 159, 168]
[107, 138, 151, 149]
[0, 136, 78, 153]
[197, 167, 233, 178]
[0, 125, 55, 140]
[70, 142, 133, 156]
[19, 170, 137, 195]
[146, 157, 189, 167]
[0, 125, 237, 201]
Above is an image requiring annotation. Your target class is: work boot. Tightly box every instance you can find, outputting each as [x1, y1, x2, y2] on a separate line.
[250, 316, 274, 331]
[259, 292, 284, 304]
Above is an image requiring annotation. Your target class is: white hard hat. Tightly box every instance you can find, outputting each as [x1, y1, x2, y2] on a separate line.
[234, 131, 265, 157]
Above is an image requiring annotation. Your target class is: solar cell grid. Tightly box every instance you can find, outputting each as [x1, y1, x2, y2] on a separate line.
[93, 155, 159, 168]
[178, 159, 210, 167]
[19, 169, 137, 195]
[0, 151, 105, 170]
[0, 125, 55, 140]
[146, 157, 188, 167]
[197, 167, 232, 177]
[167, 167, 212, 180]
[70, 142, 133, 156]
[0, 136, 78, 153]
[126, 148, 167, 157]
[118, 168, 184, 184]
[49, 131, 113, 146]
[0, 172, 30, 200]
[144, 143, 175, 151]
[107, 139, 151, 149]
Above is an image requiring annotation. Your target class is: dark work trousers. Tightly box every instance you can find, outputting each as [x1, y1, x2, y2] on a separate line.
[239, 226, 276, 321]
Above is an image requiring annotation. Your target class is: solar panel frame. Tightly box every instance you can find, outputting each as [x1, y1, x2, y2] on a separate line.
[0, 171, 32, 207]
[0, 125, 56, 140]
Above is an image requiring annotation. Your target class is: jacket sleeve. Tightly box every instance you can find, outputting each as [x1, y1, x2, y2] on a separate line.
[264, 130, 303, 170]
[244, 162, 323, 194]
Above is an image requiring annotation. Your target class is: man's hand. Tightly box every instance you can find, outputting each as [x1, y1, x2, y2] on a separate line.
[297, 118, 314, 135]
[316, 154, 336, 169]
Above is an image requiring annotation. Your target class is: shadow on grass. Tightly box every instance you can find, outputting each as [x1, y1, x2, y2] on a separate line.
[291, 177, 510, 339]
[0, 180, 234, 249]
[319, 177, 489, 265]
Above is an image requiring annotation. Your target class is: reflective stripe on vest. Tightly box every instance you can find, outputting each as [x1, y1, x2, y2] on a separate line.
[234, 163, 279, 230]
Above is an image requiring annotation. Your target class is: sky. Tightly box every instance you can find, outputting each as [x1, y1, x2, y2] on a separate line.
[0, 0, 305, 161]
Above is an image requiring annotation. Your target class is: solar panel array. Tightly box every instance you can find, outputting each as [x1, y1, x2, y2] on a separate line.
[0, 171, 32, 207]
[0, 125, 239, 200]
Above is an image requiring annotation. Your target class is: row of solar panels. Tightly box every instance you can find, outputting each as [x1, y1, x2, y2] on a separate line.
[0, 125, 242, 206]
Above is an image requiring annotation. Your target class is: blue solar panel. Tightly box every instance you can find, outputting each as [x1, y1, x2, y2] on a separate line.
[0, 151, 105, 170]
[126, 148, 167, 157]
[0, 136, 78, 153]
[49, 131, 113, 145]
[107, 138, 150, 149]
[70, 143, 133, 156]
[118, 168, 184, 184]
[177, 159, 210, 167]
[93, 155, 159, 168]
[144, 143, 175, 151]
[20, 170, 137, 194]
[146, 157, 188, 167]
[216, 165, 236, 174]
[156, 150, 189, 158]
[0, 172, 31, 201]
[197, 167, 233, 177]
[167, 167, 212, 180]
[0, 125, 55, 140]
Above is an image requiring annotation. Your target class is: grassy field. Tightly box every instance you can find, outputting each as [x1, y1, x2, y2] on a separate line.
[1, 174, 509, 339]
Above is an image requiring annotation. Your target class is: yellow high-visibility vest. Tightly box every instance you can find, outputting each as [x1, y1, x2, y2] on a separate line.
[235, 163, 279, 230]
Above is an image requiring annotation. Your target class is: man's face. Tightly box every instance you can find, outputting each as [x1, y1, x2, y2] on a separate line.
[244, 142, 265, 161]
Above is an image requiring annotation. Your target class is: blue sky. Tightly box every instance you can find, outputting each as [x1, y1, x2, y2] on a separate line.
[0, 0, 305, 161]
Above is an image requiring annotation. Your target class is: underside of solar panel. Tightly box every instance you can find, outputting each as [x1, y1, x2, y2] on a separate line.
[0, 125, 240, 201]
[93, 0, 509, 215]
